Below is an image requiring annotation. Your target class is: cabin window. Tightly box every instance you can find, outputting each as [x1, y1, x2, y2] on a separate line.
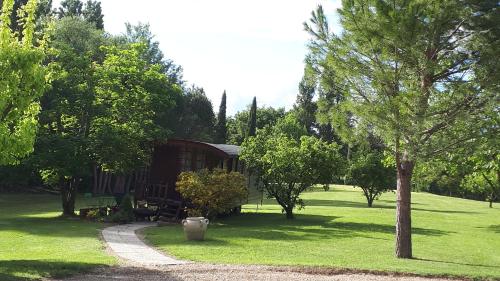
[182, 148, 192, 171]
[196, 151, 205, 170]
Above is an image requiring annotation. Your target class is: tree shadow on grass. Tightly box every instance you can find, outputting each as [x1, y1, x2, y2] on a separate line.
[195, 213, 452, 243]
[414, 257, 500, 269]
[0, 260, 108, 281]
[412, 208, 480, 214]
[489, 224, 500, 233]
[304, 199, 395, 209]
[0, 216, 106, 238]
[303, 199, 479, 214]
[477, 224, 500, 234]
[377, 199, 425, 206]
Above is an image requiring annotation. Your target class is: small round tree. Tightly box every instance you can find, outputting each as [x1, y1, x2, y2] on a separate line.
[241, 115, 343, 219]
[346, 152, 396, 207]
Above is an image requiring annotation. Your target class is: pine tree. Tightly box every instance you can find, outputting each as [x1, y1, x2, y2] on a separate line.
[246, 96, 257, 138]
[215, 91, 227, 143]
[82, 0, 103, 29]
[306, 1, 499, 258]
[294, 67, 317, 135]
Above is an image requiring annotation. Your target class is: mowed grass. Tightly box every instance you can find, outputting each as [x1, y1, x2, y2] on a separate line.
[0, 194, 117, 281]
[145, 186, 500, 279]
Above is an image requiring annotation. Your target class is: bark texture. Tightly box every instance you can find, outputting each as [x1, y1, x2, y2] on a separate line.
[395, 156, 414, 259]
[61, 178, 78, 216]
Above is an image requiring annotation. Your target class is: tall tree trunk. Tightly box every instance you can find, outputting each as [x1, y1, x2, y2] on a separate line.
[114, 175, 125, 194]
[106, 173, 113, 194]
[367, 196, 373, 207]
[344, 144, 351, 185]
[61, 178, 78, 216]
[395, 153, 414, 259]
[98, 168, 105, 194]
[125, 174, 132, 194]
[285, 207, 294, 219]
[92, 165, 98, 194]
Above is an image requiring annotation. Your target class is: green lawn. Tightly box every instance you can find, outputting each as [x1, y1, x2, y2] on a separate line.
[145, 186, 500, 279]
[0, 194, 117, 281]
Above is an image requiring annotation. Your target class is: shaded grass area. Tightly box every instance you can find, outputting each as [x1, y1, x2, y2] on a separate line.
[0, 194, 116, 280]
[145, 186, 500, 279]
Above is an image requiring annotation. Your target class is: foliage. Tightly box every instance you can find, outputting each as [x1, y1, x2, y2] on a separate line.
[0, 0, 49, 166]
[294, 65, 317, 135]
[91, 42, 178, 173]
[214, 90, 227, 143]
[109, 194, 134, 223]
[0, 0, 52, 34]
[120, 22, 183, 84]
[85, 208, 106, 221]
[176, 168, 247, 218]
[81, 0, 103, 29]
[347, 151, 396, 207]
[57, 0, 103, 29]
[460, 110, 499, 207]
[241, 126, 342, 219]
[305, 0, 499, 258]
[173, 85, 215, 142]
[246, 96, 257, 138]
[272, 112, 307, 141]
[227, 105, 285, 145]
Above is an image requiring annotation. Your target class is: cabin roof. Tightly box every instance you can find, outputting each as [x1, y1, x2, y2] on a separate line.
[161, 139, 240, 158]
[202, 143, 240, 157]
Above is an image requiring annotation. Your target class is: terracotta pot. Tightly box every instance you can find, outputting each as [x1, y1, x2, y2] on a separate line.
[182, 217, 209, 240]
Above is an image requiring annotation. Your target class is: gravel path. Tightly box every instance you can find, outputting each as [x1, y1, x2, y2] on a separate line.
[50, 264, 459, 281]
[49, 223, 461, 281]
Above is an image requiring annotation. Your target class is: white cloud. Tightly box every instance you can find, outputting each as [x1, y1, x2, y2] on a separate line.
[53, 0, 342, 115]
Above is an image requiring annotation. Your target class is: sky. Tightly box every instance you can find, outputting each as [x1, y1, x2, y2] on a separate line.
[54, 0, 342, 115]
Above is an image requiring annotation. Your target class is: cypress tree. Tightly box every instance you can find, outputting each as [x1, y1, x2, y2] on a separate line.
[246, 97, 257, 138]
[215, 91, 227, 143]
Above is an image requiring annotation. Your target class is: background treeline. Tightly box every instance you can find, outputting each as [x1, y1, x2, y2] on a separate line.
[0, 0, 497, 212]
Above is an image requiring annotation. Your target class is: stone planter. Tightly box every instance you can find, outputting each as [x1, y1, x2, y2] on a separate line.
[182, 217, 209, 241]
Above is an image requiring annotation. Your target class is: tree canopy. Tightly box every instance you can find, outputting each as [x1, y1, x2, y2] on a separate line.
[0, 0, 49, 165]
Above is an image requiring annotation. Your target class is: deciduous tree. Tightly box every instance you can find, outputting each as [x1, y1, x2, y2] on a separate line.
[241, 117, 342, 219]
[347, 151, 396, 207]
[0, 0, 48, 165]
[91, 43, 178, 174]
[36, 17, 104, 216]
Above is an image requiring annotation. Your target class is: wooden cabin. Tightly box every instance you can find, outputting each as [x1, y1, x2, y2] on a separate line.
[134, 139, 260, 220]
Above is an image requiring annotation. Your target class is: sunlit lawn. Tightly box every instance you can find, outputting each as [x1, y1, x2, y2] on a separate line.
[0, 194, 117, 281]
[145, 186, 500, 279]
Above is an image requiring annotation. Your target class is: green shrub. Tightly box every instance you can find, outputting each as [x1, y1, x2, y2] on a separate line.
[86, 208, 105, 222]
[109, 194, 134, 223]
[176, 168, 247, 218]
